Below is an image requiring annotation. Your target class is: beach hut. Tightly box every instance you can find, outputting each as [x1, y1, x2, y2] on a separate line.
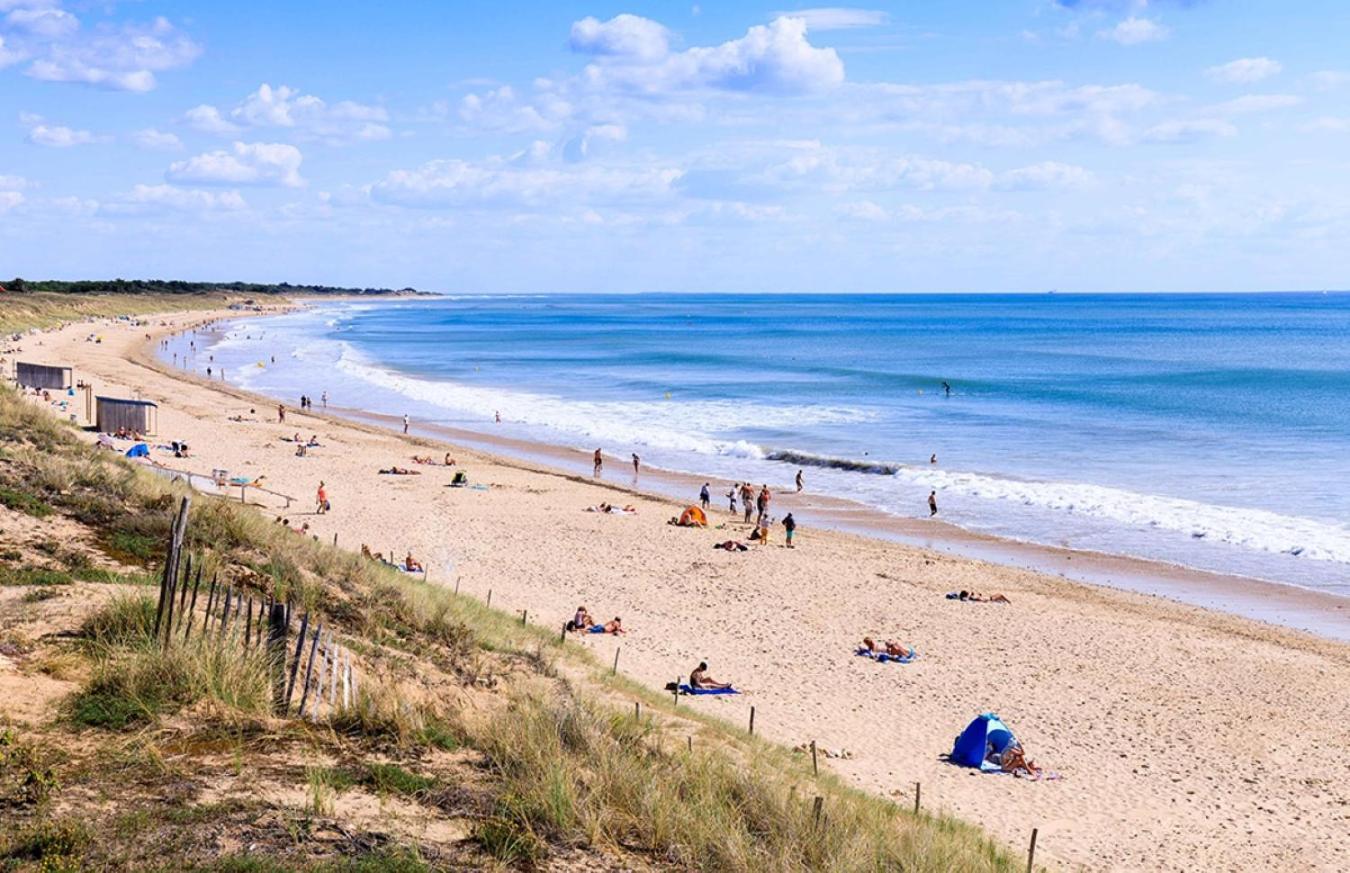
[16, 362, 73, 390]
[96, 396, 158, 436]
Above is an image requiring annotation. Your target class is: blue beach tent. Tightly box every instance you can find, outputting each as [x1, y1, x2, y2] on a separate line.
[951, 712, 1017, 771]
[125, 443, 150, 458]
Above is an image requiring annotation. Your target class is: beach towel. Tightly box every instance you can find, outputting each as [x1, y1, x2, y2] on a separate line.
[677, 684, 739, 695]
[855, 647, 918, 664]
[588, 625, 607, 634]
[125, 443, 150, 458]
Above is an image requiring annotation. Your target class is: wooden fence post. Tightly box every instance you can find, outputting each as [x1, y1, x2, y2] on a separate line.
[486, 589, 492, 609]
[1026, 828, 1038, 873]
[202, 574, 219, 634]
[812, 796, 824, 828]
[634, 701, 640, 720]
[298, 625, 322, 718]
[521, 609, 527, 626]
[749, 706, 756, 736]
[612, 646, 620, 675]
[174, 557, 193, 632]
[220, 587, 234, 635]
[283, 612, 310, 712]
[267, 601, 288, 713]
[915, 782, 921, 815]
[183, 571, 202, 641]
[811, 740, 819, 777]
[162, 553, 187, 645]
[154, 496, 190, 641]
[244, 596, 253, 648]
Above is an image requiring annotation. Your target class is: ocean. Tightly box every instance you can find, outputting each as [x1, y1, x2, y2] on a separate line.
[168, 293, 1350, 598]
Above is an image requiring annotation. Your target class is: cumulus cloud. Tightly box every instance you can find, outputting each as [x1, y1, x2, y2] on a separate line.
[574, 14, 844, 95]
[167, 142, 305, 188]
[12, 10, 201, 92]
[995, 161, 1096, 190]
[185, 84, 390, 143]
[0, 190, 23, 211]
[759, 146, 994, 192]
[570, 13, 670, 61]
[131, 128, 181, 150]
[835, 199, 888, 221]
[183, 105, 241, 136]
[21, 112, 95, 147]
[370, 155, 682, 209]
[121, 184, 246, 212]
[458, 85, 573, 133]
[1098, 17, 1169, 45]
[769, 8, 889, 31]
[0, 34, 24, 69]
[1205, 57, 1281, 84]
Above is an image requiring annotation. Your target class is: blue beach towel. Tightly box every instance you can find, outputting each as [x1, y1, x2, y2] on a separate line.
[588, 625, 606, 634]
[855, 647, 918, 664]
[678, 684, 739, 695]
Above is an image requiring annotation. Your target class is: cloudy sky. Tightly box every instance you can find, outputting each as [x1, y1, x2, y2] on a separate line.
[2, 1, 1348, 292]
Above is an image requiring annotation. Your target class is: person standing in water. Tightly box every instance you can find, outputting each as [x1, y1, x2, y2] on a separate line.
[795, 469, 804, 492]
[930, 453, 937, 464]
[593, 449, 603, 477]
[402, 414, 409, 434]
[741, 482, 754, 523]
[632, 453, 641, 475]
[699, 483, 711, 510]
[321, 391, 328, 408]
[942, 381, 951, 397]
[928, 490, 938, 516]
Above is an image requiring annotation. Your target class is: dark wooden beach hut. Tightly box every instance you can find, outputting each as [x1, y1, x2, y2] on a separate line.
[96, 396, 158, 435]
[16, 362, 73, 390]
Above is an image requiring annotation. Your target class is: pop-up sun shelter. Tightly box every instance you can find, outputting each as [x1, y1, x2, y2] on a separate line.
[125, 443, 150, 459]
[951, 712, 1017, 771]
[677, 506, 707, 526]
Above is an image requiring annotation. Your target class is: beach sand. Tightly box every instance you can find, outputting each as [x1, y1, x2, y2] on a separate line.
[15, 307, 1350, 871]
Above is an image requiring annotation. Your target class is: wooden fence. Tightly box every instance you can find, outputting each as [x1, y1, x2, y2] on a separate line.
[152, 495, 356, 721]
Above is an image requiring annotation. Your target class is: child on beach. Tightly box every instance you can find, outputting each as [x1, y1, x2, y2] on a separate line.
[316, 481, 328, 514]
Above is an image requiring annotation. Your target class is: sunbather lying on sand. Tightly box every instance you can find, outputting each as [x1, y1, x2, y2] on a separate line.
[714, 540, 749, 551]
[379, 466, 420, 475]
[689, 661, 733, 691]
[862, 637, 914, 659]
[601, 617, 625, 635]
[412, 455, 435, 464]
[587, 503, 637, 514]
[989, 742, 1042, 778]
[948, 590, 1010, 603]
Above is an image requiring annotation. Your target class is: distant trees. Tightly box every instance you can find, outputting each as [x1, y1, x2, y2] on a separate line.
[5, 278, 417, 296]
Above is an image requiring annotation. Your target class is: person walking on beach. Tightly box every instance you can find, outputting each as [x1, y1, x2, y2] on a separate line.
[928, 490, 938, 517]
[593, 449, 603, 477]
[795, 469, 804, 492]
[699, 483, 711, 511]
[277, 403, 286, 423]
[756, 485, 771, 526]
[727, 486, 738, 514]
[632, 453, 641, 475]
[783, 512, 797, 548]
[741, 482, 754, 523]
[317, 481, 328, 515]
[402, 414, 409, 434]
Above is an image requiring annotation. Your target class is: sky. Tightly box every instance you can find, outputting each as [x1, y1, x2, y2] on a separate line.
[2, 1, 1349, 293]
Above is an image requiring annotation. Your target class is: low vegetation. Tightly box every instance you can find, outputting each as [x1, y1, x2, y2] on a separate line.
[0, 304, 1017, 870]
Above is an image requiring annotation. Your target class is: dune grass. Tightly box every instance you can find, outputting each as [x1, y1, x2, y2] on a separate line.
[1, 354, 1021, 870]
[0, 290, 227, 334]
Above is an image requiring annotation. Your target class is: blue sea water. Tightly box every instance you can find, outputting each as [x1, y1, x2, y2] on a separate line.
[173, 293, 1350, 596]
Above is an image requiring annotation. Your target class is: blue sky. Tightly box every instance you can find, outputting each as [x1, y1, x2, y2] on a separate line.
[2, 1, 1348, 292]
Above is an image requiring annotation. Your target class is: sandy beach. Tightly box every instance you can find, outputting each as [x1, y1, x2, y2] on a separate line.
[14, 306, 1350, 871]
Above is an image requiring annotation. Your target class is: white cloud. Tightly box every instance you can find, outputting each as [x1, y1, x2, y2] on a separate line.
[21, 113, 95, 147]
[769, 8, 889, 31]
[835, 200, 888, 221]
[562, 123, 628, 161]
[167, 142, 305, 188]
[575, 14, 844, 95]
[1303, 116, 1350, 133]
[0, 35, 25, 69]
[21, 14, 200, 92]
[183, 105, 241, 135]
[458, 85, 573, 133]
[0, 173, 30, 189]
[0, 190, 23, 211]
[1143, 118, 1238, 142]
[48, 195, 98, 216]
[1205, 57, 1281, 85]
[759, 146, 994, 192]
[996, 161, 1096, 190]
[370, 156, 682, 209]
[131, 128, 181, 150]
[185, 84, 391, 143]
[570, 13, 670, 62]
[1211, 94, 1301, 115]
[1098, 17, 1169, 46]
[6, 7, 77, 38]
[123, 184, 246, 212]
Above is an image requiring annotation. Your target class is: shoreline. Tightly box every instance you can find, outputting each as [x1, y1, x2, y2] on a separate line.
[179, 306, 1350, 643]
[20, 304, 1350, 871]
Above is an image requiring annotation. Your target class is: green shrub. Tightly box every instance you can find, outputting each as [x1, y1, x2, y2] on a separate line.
[0, 485, 53, 518]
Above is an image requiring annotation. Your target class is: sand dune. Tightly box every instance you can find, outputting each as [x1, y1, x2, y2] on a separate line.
[17, 307, 1350, 871]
